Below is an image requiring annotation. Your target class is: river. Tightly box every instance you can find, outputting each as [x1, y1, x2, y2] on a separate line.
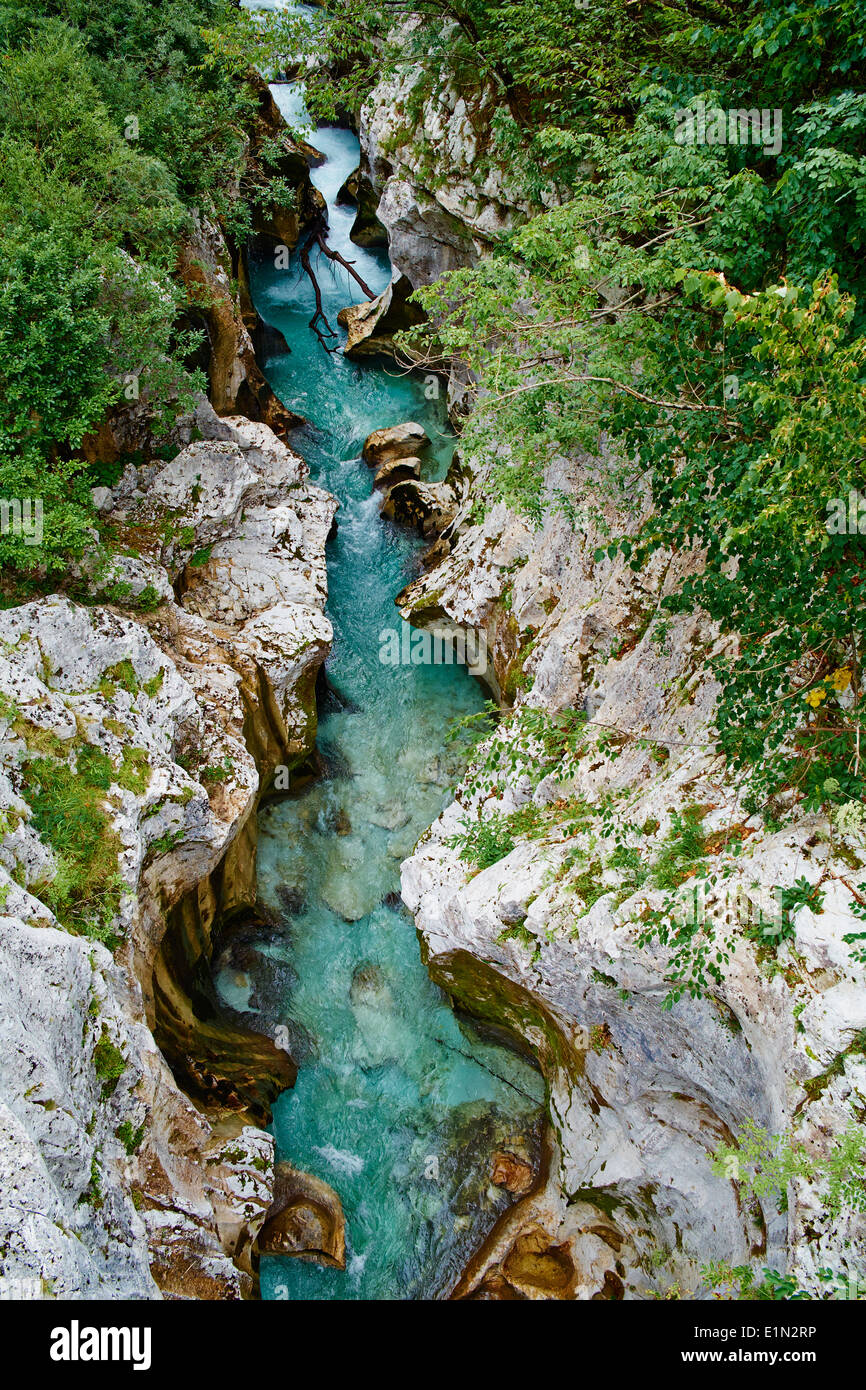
[215, 57, 543, 1301]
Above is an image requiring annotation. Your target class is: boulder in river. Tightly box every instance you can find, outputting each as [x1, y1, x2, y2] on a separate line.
[362, 420, 429, 467]
[381, 479, 459, 537]
[373, 455, 422, 489]
[338, 272, 425, 358]
[257, 1163, 346, 1269]
[336, 165, 389, 248]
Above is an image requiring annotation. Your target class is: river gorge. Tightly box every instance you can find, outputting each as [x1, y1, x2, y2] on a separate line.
[0, 0, 864, 1317]
[223, 74, 544, 1301]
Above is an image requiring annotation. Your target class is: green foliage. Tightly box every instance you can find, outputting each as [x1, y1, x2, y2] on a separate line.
[290, 0, 866, 813]
[115, 1119, 145, 1155]
[448, 811, 516, 872]
[0, 0, 287, 581]
[711, 1119, 866, 1219]
[448, 702, 588, 797]
[651, 807, 709, 892]
[24, 751, 125, 947]
[117, 747, 152, 796]
[701, 1260, 863, 1301]
[0, 27, 209, 575]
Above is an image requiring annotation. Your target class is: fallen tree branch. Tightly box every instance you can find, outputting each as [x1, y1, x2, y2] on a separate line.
[313, 229, 377, 300]
[299, 228, 339, 352]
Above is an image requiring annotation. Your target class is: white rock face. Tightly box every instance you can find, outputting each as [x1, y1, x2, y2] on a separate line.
[0, 416, 337, 1299]
[360, 20, 550, 284]
[400, 449, 866, 1298]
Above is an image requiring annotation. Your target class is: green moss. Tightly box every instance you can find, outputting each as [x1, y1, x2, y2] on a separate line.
[591, 968, 618, 988]
[571, 862, 608, 913]
[496, 919, 538, 958]
[93, 1027, 125, 1097]
[13, 717, 71, 760]
[24, 755, 124, 947]
[802, 1030, 866, 1105]
[83, 1154, 103, 1209]
[116, 747, 151, 795]
[651, 806, 709, 891]
[116, 1120, 145, 1155]
[99, 659, 141, 700]
[142, 669, 164, 698]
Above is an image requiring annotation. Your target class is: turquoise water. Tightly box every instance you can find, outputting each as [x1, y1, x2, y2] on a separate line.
[224, 75, 544, 1301]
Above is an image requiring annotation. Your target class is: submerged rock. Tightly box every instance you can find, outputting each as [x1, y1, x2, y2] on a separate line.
[349, 962, 393, 1011]
[490, 1150, 534, 1196]
[320, 874, 377, 923]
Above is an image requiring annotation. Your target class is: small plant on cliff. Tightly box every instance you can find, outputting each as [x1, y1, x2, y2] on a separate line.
[699, 1261, 861, 1301]
[711, 1120, 866, 1221]
[116, 1120, 145, 1156]
[448, 703, 588, 798]
[93, 1027, 126, 1098]
[448, 811, 516, 873]
[650, 808, 710, 892]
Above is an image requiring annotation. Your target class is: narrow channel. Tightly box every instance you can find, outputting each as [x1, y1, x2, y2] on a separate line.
[214, 77, 544, 1299]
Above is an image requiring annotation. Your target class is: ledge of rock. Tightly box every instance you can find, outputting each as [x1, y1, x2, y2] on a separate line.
[177, 216, 301, 440]
[0, 412, 339, 1300]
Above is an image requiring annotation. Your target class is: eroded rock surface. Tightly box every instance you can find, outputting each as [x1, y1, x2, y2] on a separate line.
[0, 416, 337, 1299]
[257, 1163, 346, 1268]
[360, 20, 548, 285]
[338, 272, 425, 359]
[400, 450, 866, 1298]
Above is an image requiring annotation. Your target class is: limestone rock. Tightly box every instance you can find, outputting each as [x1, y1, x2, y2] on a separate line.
[0, 416, 339, 1300]
[381, 479, 458, 536]
[359, 20, 554, 286]
[362, 421, 429, 467]
[177, 215, 298, 439]
[257, 1163, 346, 1269]
[338, 272, 425, 358]
[491, 1151, 535, 1196]
[373, 456, 422, 488]
[336, 165, 389, 248]
[400, 445, 866, 1298]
